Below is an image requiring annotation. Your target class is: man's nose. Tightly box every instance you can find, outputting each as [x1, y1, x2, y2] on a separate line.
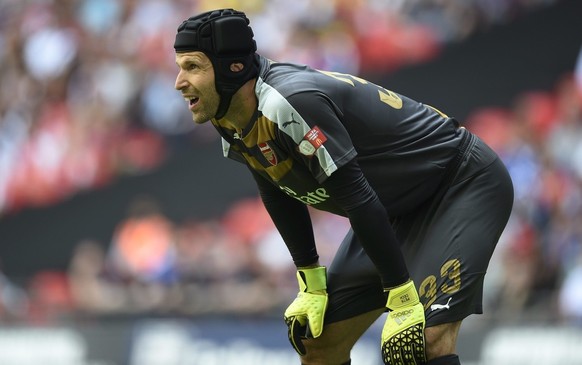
[175, 70, 187, 90]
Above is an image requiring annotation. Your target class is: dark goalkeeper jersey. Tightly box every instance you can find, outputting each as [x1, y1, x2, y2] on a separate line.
[212, 55, 466, 217]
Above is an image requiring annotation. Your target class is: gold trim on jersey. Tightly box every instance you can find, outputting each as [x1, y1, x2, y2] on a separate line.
[218, 115, 295, 182]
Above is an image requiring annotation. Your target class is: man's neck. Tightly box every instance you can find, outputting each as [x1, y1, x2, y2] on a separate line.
[218, 78, 257, 131]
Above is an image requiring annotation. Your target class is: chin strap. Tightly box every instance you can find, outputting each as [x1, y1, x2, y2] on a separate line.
[213, 54, 259, 119]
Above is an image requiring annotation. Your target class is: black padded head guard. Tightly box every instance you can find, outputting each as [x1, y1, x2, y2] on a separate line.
[174, 9, 259, 119]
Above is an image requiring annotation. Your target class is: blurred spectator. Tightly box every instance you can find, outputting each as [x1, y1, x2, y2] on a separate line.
[546, 75, 582, 180]
[26, 270, 73, 324]
[106, 195, 178, 312]
[220, 197, 274, 245]
[67, 239, 126, 314]
[559, 252, 582, 325]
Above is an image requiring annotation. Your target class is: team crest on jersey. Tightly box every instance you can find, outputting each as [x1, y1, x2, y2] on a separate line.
[299, 126, 327, 156]
[258, 142, 278, 166]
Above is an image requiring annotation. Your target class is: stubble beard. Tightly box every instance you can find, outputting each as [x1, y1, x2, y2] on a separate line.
[192, 102, 219, 124]
[192, 112, 210, 124]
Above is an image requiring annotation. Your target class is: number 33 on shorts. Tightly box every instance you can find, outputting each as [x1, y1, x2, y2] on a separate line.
[418, 259, 462, 310]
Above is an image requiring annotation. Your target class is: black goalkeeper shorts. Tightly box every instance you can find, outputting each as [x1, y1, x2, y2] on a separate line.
[324, 133, 514, 327]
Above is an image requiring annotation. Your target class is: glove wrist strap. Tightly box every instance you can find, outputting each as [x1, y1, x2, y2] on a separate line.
[385, 279, 419, 310]
[297, 266, 327, 293]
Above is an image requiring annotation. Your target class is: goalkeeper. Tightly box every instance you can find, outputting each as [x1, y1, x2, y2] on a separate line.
[173, 9, 514, 365]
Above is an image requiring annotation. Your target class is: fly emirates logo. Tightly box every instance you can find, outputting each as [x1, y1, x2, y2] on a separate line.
[279, 186, 330, 205]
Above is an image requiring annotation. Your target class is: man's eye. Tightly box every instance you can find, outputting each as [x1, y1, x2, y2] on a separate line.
[188, 64, 198, 70]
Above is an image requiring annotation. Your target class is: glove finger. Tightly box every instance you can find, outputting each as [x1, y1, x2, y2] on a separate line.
[412, 332, 426, 364]
[305, 323, 313, 338]
[286, 317, 307, 356]
[383, 345, 399, 365]
[381, 327, 425, 365]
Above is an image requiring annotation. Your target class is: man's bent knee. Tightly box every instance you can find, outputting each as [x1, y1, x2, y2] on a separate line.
[297, 309, 384, 365]
[300, 336, 351, 365]
[425, 321, 462, 360]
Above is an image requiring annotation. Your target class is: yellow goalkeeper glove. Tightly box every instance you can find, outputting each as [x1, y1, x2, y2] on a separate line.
[381, 280, 427, 365]
[284, 266, 328, 355]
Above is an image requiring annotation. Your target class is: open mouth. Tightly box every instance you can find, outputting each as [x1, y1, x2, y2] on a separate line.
[185, 96, 200, 110]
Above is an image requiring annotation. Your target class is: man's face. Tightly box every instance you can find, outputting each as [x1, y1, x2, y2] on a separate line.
[175, 51, 220, 124]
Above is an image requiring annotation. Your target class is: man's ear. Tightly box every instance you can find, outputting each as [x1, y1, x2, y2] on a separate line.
[230, 63, 244, 72]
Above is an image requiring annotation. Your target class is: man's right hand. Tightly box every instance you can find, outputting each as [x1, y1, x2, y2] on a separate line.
[283, 266, 328, 355]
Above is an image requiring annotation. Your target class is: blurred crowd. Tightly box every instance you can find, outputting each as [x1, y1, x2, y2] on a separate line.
[0, 0, 559, 215]
[1, 193, 351, 322]
[469, 71, 582, 325]
[1, 0, 579, 327]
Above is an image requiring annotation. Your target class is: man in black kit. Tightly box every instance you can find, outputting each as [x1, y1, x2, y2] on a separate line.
[173, 9, 514, 365]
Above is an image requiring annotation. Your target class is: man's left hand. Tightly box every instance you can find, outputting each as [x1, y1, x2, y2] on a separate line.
[381, 280, 426, 365]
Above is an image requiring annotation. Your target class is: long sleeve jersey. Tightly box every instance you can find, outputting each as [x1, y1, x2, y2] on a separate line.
[210, 55, 467, 288]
